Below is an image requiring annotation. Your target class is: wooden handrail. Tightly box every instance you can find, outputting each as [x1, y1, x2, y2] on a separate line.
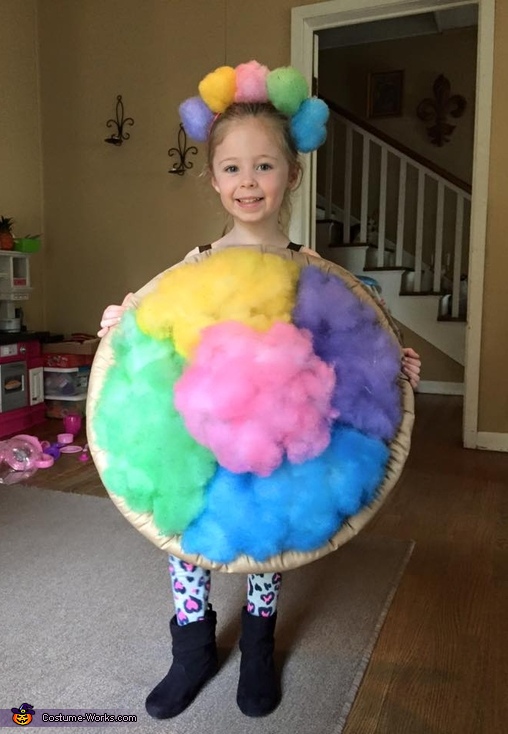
[320, 96, 472, 196]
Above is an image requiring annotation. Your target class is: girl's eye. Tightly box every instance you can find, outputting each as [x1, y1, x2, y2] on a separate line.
[224, 165, 238, 173]
[258, 163, 273, 171]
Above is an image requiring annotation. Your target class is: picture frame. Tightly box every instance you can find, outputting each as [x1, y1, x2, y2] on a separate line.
[367, 70, 404, 119]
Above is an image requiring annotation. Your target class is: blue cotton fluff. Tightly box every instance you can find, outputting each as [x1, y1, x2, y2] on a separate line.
[291, 98, 329, 152]
[181, 425, 390, 563]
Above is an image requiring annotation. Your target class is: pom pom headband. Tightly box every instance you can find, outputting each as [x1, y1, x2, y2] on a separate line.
[179, 60, 329, 153]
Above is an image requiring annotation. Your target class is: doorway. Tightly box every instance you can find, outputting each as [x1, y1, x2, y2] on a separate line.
[290, 0, 495, 450]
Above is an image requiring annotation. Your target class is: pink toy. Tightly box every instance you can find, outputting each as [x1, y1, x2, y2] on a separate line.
[63, 412, 82, 436]
[57, 433, 74, 445]
[0, 434, 48, 484]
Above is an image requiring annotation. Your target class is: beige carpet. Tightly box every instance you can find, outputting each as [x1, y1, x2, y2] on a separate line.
[0, 485, 413, 734]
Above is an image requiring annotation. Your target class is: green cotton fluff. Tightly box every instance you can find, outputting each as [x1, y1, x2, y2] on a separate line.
[266, 66, 309, 117]
[93, 309, 217, 535]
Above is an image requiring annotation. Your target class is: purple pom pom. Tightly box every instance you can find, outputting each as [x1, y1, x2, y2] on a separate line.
[179, 97, 215, 142]
[290, 98, 329, 153]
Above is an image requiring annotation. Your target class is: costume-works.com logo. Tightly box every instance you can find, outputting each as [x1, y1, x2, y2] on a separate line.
[11, 703, 35, 726]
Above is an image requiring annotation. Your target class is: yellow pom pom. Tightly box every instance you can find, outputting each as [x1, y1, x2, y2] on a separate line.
[198, 66, 236, 113]
[136, 249, 301, 360]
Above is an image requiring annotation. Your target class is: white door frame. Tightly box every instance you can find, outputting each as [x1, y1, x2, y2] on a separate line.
[290, 0, 495, 450]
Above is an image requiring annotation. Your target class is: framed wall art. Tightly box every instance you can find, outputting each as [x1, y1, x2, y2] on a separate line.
[367, 70, 404, 119]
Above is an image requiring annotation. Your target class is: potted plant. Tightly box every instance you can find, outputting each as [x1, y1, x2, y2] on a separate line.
[0, 217, 15, 250]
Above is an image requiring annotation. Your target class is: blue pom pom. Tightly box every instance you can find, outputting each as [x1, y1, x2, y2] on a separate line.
[179, 96, 214, 142]
[290, 98, 329, 153]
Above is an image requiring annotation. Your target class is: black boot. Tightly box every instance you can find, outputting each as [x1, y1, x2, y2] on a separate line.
[236, 606, 281, 717]
[145, 606, 218, 719]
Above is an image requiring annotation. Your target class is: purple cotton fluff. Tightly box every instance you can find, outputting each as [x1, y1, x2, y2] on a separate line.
[292, 266, 402, 441]
[179, 96, 215, 142]
[290, 98, 329, 152]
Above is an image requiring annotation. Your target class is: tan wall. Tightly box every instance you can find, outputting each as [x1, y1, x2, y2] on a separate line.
[36, 0, 320, 335]
[0, 0, 45, 329]
[3, 0, 505, 433]
[319, 27, 477, 185]
[396, 323, 464, 383]
[37, 0, 226, 334]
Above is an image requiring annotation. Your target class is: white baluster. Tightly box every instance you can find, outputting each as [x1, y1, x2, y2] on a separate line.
[434, 181, 445, 294]
[360, 133, 370, 243]
[415, 169, 425, 291]
[396, 157, 406, 267]
[377, 146, 388, 267]
[325, 117, 335, 220]
[343, 125, 353, 243]
[452, 196, 464, 318]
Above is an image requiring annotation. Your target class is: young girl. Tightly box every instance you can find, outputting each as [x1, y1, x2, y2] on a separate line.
[98, 64, 421, 721]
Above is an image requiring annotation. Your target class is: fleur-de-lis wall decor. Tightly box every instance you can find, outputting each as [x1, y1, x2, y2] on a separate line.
[168, 124, 198, 175]
[416, 75, 466, 146]
[104, 95, 135, 146]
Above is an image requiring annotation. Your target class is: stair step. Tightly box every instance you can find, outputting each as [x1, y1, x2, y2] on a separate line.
[400, 290, 444, 297]
[364, 266, 407, 272]
[328, 241, 370, 248]
[437, 314, 467, 323]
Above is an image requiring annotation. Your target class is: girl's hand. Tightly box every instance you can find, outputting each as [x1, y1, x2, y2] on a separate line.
[97, 293, 134, 337]
[401, 347, 421, 390]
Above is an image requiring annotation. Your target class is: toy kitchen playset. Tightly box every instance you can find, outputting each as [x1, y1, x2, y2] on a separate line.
[0, 249, 96, 439]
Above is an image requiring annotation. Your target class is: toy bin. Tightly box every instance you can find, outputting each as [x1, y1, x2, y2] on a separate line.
[14, 237, 41, 253]
[43, 366, 90, 397]
[44, 396, 87, 419]
[43, 353, 93, 368]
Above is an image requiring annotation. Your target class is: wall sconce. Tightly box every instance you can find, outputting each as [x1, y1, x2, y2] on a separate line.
[416, 75, 466, 147]
[168, 124, 198, 175]
[105, 95, 135, 146]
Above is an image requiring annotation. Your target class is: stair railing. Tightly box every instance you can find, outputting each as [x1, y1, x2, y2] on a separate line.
[320, 98, 472, 319]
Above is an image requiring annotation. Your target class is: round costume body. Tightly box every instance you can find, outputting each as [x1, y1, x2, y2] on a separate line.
[87, 246, 414, 573]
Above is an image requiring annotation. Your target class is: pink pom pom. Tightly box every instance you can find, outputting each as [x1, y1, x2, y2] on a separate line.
[174, 321, 337, 477]
[234, 60, 269, 103]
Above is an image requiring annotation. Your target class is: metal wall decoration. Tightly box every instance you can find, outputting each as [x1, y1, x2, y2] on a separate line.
[168, 124, 198, 175]
[416, 75, 466, 147]
[105, 95, 135, 145]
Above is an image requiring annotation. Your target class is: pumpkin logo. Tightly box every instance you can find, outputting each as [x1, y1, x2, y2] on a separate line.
[11, 703, 35, 726]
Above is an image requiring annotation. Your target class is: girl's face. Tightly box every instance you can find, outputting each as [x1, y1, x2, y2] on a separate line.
[211, 117, 296, 228]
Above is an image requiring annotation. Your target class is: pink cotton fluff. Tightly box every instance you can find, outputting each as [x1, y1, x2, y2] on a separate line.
[174, 321, 338, 477]
[234, 60, 269, 103]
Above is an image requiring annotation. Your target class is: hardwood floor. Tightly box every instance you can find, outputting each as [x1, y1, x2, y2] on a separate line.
[344, 395, 508, 734]
[19, 396, 508, 733]
[24, 418, 106, 496]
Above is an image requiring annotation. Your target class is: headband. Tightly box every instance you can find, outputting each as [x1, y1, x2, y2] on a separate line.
[178, 60, 329, 153]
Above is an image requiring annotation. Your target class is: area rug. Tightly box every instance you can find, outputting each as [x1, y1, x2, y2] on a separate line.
[0, 486, 413, 734]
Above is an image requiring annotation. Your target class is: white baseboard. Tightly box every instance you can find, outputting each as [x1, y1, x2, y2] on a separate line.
[475, 432, 508, 453]
[417, 381, 464, 396]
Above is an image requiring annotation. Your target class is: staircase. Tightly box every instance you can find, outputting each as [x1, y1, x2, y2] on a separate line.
[316, 98, 471, 368]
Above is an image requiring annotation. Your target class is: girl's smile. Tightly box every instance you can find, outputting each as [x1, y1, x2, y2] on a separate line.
[211, 118, 295, 229]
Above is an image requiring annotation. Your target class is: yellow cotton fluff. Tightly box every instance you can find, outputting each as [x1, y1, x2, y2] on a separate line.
[136, 249, 300, 360]
[198, 66, 236, 113]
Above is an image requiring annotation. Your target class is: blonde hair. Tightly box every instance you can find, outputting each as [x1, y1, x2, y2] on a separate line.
[205, 103, 303, 234]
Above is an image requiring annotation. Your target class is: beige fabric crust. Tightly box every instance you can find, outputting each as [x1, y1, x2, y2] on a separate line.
[87, 245, 415, 573]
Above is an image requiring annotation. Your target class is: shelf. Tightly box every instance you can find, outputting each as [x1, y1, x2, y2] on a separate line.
[44, 393, 88, 401]
[43, 366, 90, 373]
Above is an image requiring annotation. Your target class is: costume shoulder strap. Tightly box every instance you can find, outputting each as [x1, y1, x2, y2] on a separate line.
[198, 244, 212, 253]
[286, 242, 302, 252]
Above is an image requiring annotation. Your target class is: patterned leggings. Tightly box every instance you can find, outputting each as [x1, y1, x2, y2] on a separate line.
[168, 554, 282, 626]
